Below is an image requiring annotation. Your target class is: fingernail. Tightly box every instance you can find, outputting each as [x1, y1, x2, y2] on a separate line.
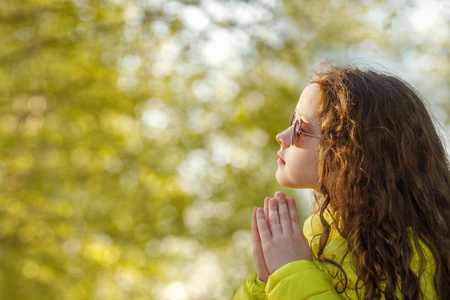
[256, 208, 264, 217]
[275, 191, 285, 199]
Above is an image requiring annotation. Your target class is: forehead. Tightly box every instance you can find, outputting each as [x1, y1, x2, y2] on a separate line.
[295, 84, 320, 123]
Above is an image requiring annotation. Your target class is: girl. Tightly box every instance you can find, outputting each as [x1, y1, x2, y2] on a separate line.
[232, 65, 450, 299]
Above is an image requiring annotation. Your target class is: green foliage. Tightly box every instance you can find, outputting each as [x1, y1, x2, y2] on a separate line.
[0, 0, 447, 299]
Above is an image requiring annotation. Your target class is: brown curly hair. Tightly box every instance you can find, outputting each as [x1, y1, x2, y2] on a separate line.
[310, 65, 450, 299]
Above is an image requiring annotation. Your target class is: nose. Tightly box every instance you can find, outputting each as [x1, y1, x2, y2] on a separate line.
[276, 127, 291, 148]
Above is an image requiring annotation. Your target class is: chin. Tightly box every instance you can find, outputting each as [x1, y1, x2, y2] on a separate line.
[276, 172, 297, 188]
[276, 172, 316, 189]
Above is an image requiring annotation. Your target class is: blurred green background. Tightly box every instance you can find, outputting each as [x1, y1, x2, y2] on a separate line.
[0, 0, 448, 299]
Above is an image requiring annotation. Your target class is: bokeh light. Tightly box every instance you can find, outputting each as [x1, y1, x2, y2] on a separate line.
[0, 0, 448, 299]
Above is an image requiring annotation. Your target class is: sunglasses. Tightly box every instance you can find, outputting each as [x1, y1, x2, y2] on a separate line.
[289, 112, 321, 146]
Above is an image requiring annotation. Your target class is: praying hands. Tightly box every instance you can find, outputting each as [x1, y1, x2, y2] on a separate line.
[252, 192, 312, 282]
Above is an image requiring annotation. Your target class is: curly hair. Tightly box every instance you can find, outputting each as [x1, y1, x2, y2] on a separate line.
[309, 65, 450, 299]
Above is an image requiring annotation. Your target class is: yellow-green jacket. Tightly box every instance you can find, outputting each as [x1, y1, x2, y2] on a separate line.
[232, 213, 437, 299]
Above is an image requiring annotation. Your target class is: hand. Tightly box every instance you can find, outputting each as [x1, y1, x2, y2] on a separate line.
[256, 192, 312, 274]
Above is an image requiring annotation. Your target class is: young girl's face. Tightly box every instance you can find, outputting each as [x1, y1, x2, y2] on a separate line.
[275, 84, 321, 189]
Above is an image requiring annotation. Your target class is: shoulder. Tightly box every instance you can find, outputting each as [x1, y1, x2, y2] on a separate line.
[303, 212, 341, 243]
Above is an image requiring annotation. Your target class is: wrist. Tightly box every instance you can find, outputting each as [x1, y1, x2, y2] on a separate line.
[256, 276, 267, 285]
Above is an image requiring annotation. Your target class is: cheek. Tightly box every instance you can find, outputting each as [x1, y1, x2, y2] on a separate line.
[287, 151, 318, 178]
[292, 156, 317, 177]
[289, 149, 317, 168]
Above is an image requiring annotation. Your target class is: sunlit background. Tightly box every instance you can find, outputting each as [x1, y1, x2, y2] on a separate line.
[0, 0, 448, 299]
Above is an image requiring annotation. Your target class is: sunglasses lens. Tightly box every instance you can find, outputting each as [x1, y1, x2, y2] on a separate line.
[294, 120, 300, 133]
[291, 120, 300, 146]
[290, 113, 295, 126]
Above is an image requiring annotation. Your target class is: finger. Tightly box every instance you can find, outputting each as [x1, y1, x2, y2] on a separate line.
[268, 198, 282, 235]
[252, 208, 262, 247]
[286, 197, 302, 235]
[264, 197, 270, 229]
[256, 208, 272, 241]
[275, 192, 292, 233]
[274, 191, 286, 199]
[252, 208, 269, 279]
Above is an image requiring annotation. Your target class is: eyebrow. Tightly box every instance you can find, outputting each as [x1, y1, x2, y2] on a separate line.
[294, 109, 312, 124]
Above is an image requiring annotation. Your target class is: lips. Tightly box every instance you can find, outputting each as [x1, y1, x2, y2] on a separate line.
[277, 152, 286, 164]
